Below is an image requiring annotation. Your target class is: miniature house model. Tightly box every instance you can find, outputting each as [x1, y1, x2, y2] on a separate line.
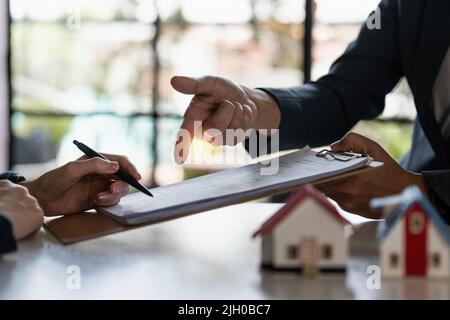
[253, 185, 351, 273]
[373, 186, 450, 279]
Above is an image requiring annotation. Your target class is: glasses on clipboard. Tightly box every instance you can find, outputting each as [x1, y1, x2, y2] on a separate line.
[315, 149, 368, 162]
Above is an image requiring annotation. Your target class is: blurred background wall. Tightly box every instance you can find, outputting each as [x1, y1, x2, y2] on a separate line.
[5, 0, 415, 185]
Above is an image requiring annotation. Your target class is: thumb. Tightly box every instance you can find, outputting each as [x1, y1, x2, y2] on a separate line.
[171, 76, 202, 95]
[330, 132, 387, 161]
[65, 157, 119, 181]
[171, 75, 218, 95]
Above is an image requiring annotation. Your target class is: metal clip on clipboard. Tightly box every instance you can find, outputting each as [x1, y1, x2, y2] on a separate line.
[315, 149, 368, 162]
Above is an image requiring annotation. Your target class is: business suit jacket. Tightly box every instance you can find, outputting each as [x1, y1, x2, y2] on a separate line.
[260, 0, 450, 221]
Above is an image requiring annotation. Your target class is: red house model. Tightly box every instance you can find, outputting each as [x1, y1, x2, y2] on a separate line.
[253, 185, 351, 273]
[373, 186, 450, 279]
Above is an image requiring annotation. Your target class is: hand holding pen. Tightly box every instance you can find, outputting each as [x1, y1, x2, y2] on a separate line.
[73, 140, 154, 198]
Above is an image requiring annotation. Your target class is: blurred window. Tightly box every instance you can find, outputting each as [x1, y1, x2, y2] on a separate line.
[9, 0, 305, 183]
[7, 0, 413, 184]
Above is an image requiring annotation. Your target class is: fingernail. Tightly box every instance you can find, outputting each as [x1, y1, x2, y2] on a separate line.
[108, 162, 119, 170]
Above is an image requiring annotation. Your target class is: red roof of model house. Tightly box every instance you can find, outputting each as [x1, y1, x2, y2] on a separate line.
[252, 184, 352, 238]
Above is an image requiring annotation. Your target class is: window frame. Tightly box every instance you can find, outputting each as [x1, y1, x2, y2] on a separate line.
[287, 244, 299, 260]
[430, 252, 441, 269]
[321, 243, 333, 260]
[389, 252, 399, 269]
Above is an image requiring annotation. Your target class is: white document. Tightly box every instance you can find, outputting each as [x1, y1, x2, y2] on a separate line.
[99, 148, 380, 225]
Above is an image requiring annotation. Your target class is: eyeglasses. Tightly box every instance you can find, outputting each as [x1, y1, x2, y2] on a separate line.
[315, 149, 367, 162]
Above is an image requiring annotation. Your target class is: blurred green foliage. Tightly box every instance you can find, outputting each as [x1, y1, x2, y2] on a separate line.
[353, 121, 413, 160]
[167, 7, 190, 30]
[13, 113, 73, 148]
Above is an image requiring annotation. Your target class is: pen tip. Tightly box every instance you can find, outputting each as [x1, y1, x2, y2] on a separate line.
[147, 191, 154, 198]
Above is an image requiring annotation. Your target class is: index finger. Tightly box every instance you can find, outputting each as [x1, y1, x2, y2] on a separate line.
[171, 75, 244, 101]
[330, 132, 388, 162]
[174, 118, 196, 165]
[331, 132, 377, 155]
[173, 100, 212, 164]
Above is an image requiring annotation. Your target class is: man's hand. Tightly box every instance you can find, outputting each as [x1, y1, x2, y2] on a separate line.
[316, 132, 429, 219]
[0, 180, 44, 240]
[22, 154, 142, 216]
[171, 75, 281, 164]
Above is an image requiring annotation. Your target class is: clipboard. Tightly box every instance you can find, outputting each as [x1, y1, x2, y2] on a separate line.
[44, 155, 382, 244]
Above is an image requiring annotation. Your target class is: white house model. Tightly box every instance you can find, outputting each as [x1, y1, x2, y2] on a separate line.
[372, 186, 450, 279]
[253, 185, 351, 273]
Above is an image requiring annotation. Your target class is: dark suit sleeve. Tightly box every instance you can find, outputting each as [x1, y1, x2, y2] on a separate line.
[0, 172, 26, 184]
[258, 0, 403, 151]
[0, 172, 25, 254]
[0, 215, 17, 254]
[423, 171, 450, 224]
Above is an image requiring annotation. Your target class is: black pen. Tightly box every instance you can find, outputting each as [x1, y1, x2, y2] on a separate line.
[73, 140, 154, 198]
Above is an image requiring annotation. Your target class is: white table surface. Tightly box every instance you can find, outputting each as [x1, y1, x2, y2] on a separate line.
[1, 203, 449, 300]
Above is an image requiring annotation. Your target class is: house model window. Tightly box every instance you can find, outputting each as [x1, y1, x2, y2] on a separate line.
[431, 253, 441, 268]
[287, 245, 298, 260]
[321, 244, 333, 260]
[409, 211, 425, 234]
[390, 253, 399, 268]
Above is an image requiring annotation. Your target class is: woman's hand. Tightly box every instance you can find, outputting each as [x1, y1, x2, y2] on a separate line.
[0, 180, 44, 239]
[316, 132, 429, 219]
